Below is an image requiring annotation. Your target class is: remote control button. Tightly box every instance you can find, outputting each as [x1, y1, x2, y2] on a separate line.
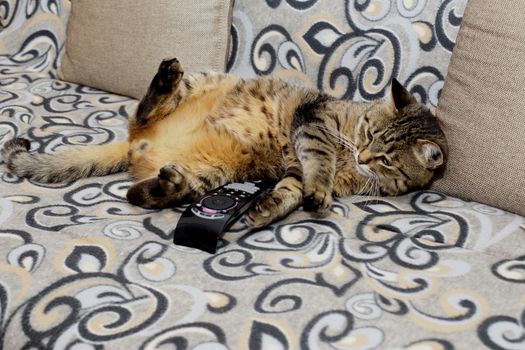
[202, 207, 219, 214]
[201, 195, 237, 211]
[224, 182, 259, 194]
[191, 207, 225, 220]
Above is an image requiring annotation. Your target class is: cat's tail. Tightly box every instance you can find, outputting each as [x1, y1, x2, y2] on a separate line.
[1, 138, 129, 183]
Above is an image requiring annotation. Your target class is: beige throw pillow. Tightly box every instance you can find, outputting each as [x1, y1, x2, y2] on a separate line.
[59, 0, 233, 99]
[433, 0, 525, 215]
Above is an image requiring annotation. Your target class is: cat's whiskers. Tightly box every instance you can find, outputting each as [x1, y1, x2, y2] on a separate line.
[314, 125, 357, 152]
[372, 177, 380, 197]
[360, 173, 380, 206]
[360, 175, 374, 195]
[314, 123, 382, 201]
[357, 177, 370, 196]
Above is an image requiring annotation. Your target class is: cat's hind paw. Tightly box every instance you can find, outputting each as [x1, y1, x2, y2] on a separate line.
[158, 57, 184, 86]
[158, 163, 187, 191]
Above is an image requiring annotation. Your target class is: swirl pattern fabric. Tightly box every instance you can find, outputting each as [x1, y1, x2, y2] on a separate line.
[228, 0, 467, 107]
[2, 1, 525, 349]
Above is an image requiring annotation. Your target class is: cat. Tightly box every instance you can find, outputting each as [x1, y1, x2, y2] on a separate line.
[1, 57, 447, 228]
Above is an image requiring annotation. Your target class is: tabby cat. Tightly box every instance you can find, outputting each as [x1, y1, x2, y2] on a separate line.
[1, 58, 447, 228]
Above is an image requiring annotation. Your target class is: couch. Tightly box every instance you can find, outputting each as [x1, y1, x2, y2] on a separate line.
[1, 0, 524, 349]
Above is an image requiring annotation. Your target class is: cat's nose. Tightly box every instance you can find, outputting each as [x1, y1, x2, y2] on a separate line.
[357, 150, 372, 164]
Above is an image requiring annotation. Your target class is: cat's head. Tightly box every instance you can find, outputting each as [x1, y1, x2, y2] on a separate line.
[353, 79, 448, 195]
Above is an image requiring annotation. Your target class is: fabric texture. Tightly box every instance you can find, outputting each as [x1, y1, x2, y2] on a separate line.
[2, 1, 525, 349]
[228, 0, 467, 108]
[59, 0, 233, 99]
[432, 0, 525, 216]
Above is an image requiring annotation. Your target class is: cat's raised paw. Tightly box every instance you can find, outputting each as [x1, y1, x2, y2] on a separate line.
[158, 57, 184, 85]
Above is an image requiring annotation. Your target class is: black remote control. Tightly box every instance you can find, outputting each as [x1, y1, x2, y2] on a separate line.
[173, 180, 276, 253]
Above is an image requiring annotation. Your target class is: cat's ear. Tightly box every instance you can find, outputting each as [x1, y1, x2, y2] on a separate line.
[414, 139, 444, 169]
[389, 78, 417, 111]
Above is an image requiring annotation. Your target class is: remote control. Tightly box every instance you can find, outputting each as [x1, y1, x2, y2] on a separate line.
[173, 180, 276, 253]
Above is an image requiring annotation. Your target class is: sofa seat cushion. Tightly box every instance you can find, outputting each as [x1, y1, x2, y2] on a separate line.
[1, 74, 525, 350]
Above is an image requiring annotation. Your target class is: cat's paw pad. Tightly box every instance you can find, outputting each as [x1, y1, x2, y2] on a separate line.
[303, 189, 332, 213]
[245, 192, 283, 228]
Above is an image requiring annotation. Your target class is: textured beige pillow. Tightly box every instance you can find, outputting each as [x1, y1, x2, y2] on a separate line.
[59, 0, 233, 99]
[433, 0, 525, 215]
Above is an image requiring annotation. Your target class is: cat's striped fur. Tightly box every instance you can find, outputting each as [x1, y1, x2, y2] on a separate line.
[1, 58, 447, 228]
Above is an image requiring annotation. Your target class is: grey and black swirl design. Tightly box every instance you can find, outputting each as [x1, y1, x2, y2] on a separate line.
[229, 0, 468, 106]
[3, 0, 525, 349]
[478, 311, 525, 350]
[492, 255, 525, 283]
[250, 24, 305, 76]
[266, 0, 319, 10]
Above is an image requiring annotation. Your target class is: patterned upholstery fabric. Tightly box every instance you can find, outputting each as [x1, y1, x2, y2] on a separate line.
[228, 0, 466, 107]
[1, 1, 525, 349]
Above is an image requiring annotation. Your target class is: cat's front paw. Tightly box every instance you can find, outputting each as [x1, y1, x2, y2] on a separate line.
[303, 188, 332, 213]
[246, 192, 284, 229]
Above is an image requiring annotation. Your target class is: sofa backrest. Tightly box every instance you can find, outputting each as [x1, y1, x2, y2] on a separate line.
[433, 0, 525, 216]
[1, 0, 467, 107]
[228, 0, 468, 108]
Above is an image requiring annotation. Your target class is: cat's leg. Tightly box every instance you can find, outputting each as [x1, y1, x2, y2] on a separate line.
[127, 162, 191, 209]
[294, 123, 337, 212]
[246, 176, 303, 228]
[135, 58, 187, 126]
[126, 162, 218, 209]
[246, 147, 303, 228]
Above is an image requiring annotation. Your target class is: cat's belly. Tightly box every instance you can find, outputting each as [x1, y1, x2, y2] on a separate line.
[128, 88, 226, 178]
[128, 115, 283, 181]
[127, 85, 287, 181]
[129, 132, 282, 180]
